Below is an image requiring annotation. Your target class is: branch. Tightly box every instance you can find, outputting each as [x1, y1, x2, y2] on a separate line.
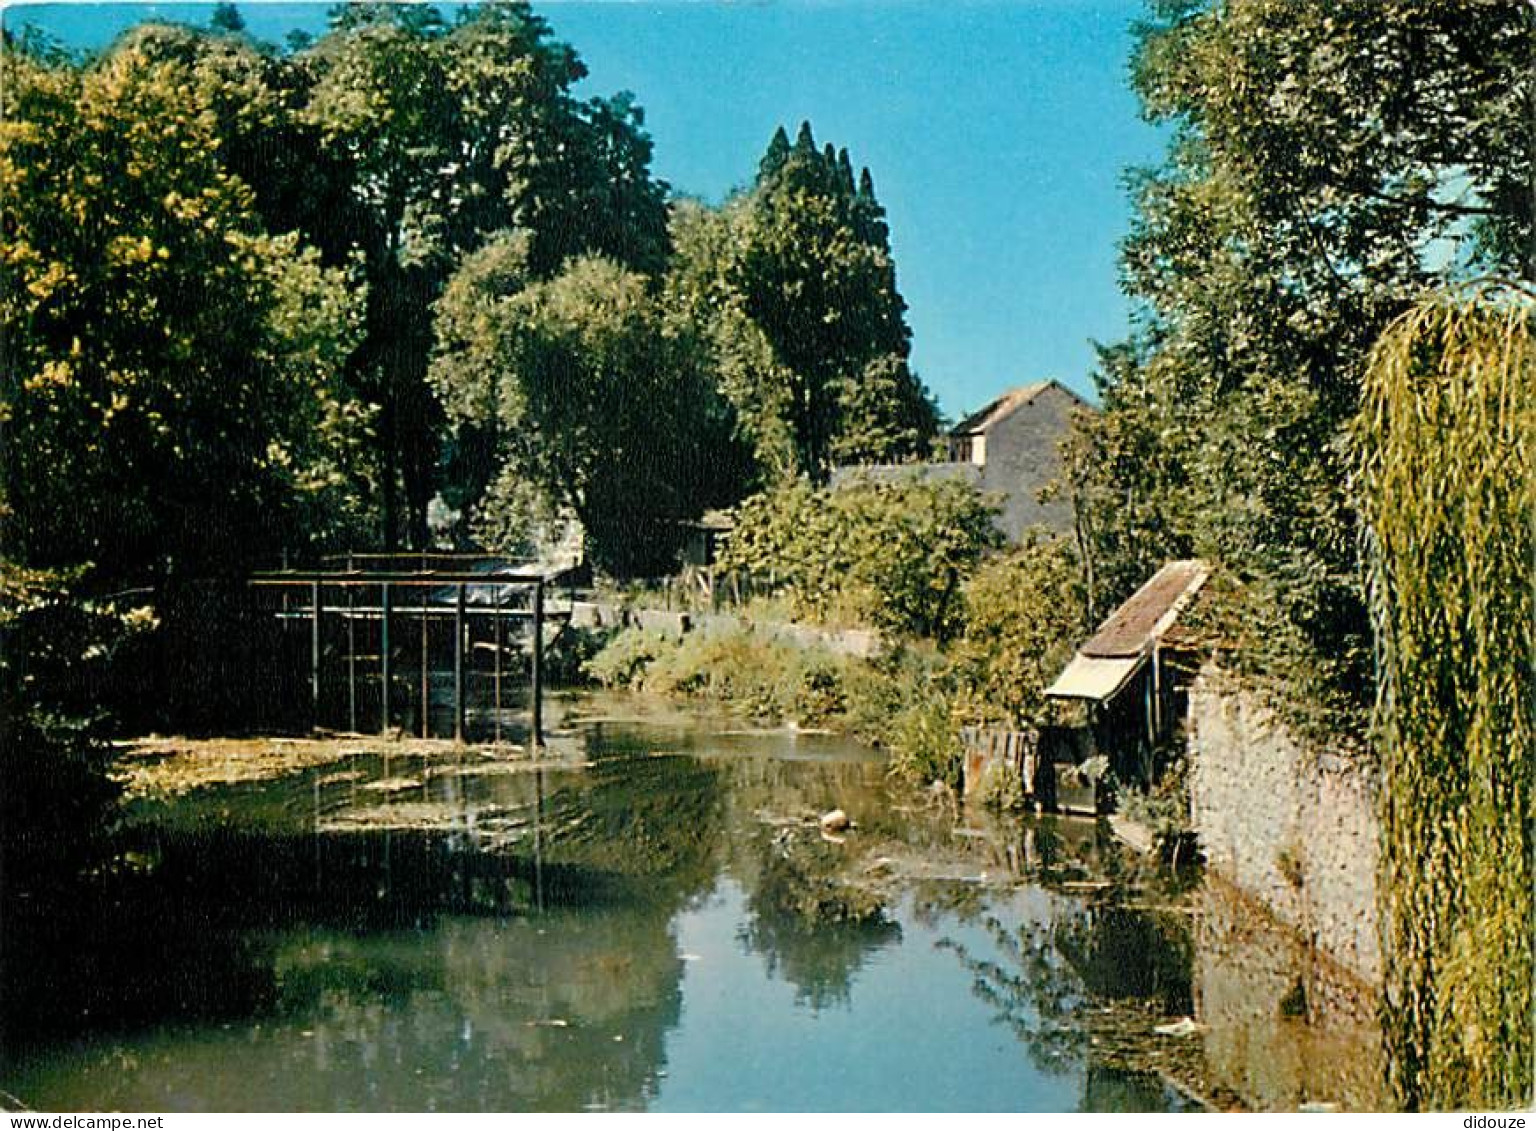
[1359, 186, 1498, 218]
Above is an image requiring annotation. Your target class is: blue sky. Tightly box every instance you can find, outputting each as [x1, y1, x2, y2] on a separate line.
[5, 0, 1164, 418]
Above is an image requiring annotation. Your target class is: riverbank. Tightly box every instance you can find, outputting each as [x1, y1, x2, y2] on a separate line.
[583, 618, 958, 786]
[42, 694, 1390, 1111]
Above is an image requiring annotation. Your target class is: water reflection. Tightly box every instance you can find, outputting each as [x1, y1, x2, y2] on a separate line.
[0, 697, 1379, 1111]
[737, 827, 902, 1011]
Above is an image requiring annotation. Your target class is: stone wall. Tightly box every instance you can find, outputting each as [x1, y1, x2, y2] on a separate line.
[1193, 878, 1386, 1110]
[1187, 666, 1381, 985]
[979, 382, 1081, 539]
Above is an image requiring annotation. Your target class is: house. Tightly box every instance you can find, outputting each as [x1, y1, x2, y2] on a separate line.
[831, 379, 1090, 543]
[1043, 559, 1210, 791]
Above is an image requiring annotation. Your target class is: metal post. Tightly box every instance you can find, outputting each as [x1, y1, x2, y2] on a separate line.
[533, 767, 545, 912]
[421, 586, 430, 739]
[380, 582, 392, 733]
[530, 579, 544, 746]
[310, 580, 322, 725]
[454, 583, 466, 742]
[493, 583, 503, 746]
[346, 555, 357, 733]
[346, 583, 357, 733]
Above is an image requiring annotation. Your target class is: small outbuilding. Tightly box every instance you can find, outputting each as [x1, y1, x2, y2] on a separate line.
[831, 379, 1091, 542]
[1044, 559, 1210, 789]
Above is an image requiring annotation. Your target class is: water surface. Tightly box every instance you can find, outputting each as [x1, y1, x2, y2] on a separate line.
[2, 697, 1365, 1111]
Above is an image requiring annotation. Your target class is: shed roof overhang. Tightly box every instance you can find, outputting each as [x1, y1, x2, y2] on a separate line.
[1044, 653, 1144, 702]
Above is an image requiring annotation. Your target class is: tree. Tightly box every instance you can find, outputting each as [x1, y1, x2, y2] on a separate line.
[432, 246, 749, 574]
[208, 3, 246, 34]
[1057, 340, 1194, 624]
[0, 36, 367, 582]
[951, 535, 1088, 728]
[1356, 287, 1533, 1110]
[1071, 0, 1531, 741]
[665, 124, 938, 485]
[718, 476, 1000, 641]
[733, 122, 937, 478]
[297, 1, 671, 549]
[663, 198, 801, 483]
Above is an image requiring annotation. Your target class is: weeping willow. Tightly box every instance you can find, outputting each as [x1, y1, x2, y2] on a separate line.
[1355, 284, 1534, 1110]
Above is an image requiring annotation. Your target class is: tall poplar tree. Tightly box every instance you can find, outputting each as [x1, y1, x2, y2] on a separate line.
[671, 122, 938, 482]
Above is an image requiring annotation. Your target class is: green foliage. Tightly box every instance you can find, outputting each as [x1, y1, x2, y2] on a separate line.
[663, 123, 939, 482]
[586, 620, 967, 788]
[1355, 287, 1533, 1110]
[971, 758, 1027, 814]
[884, 692, 962, 791]
[1116, 753, 1198, 865]
[719, 476, 1001, 642]
[950, 534, 1087, 728]
[663, 198, 802, 483]
[0, 36, 370, 578]
[585, 623, 855, 728]
[431, 250, 751, 574]
[583, 626, 673, 692]
[1069, 0, 1531, 745]
[295, 2, 672, 548]
[0, 565, 150, 899]
[468, 464, 579, 561]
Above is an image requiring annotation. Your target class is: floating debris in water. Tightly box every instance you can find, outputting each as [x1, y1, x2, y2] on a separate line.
[361, 777, 422, 794]
[1153, 1017, 1206, 1038]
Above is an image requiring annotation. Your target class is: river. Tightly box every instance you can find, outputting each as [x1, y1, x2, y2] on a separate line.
[0, 694, 1381, 1112]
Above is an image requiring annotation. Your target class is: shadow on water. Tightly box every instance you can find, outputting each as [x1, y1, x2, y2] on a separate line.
[0, 695, 1379, 1112]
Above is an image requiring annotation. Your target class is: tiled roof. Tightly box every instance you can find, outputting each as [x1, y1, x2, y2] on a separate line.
[950, 380, 1086, 436]
[1079, 560, 1210, 659]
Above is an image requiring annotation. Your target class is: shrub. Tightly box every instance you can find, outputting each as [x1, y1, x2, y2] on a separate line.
[585, 622, 857, 727]
[972, 758, 1027, 813]
[583, 626, 670, 689]
[718, 476, 1001, 641]
[950, 533, 1087, 728]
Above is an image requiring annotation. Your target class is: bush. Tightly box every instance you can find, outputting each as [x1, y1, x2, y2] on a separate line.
[884, 697, 958, 788]
[950, 533, 1087, 728]
[0, 566, 144, 900]
[719, 476, 1001, 641]
[585, 622, 857, 727]
[583, 626, 670, 690]
[972, 758, 1027, 813]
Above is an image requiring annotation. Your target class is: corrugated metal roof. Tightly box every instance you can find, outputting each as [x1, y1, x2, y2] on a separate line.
[1079, 559, 1210, 659]
[1044, 654, 1144, 701]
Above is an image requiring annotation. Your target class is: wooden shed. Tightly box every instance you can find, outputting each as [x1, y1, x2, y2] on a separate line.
[1044, 559, 1209, 789]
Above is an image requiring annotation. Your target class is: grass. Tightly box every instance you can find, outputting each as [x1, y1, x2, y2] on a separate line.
[585, 622, 967, 786]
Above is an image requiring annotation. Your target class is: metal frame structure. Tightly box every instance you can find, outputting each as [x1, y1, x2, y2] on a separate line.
[250, 564, 566, 746]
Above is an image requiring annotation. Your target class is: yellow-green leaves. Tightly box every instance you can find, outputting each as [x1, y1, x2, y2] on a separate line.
[1356, 285, 1534, 1109]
